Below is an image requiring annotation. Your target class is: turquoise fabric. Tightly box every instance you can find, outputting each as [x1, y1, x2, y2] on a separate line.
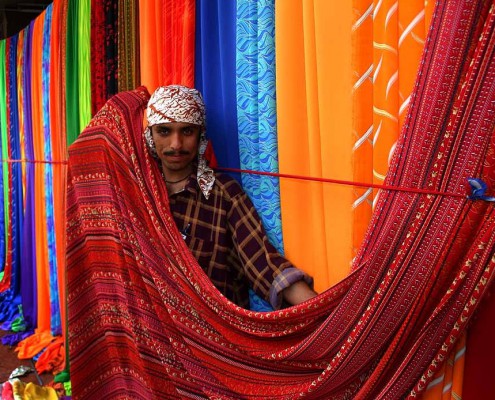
[236, 0, 283, 312]
[42, 4, 61, 336]
[236, 0, 283, 254]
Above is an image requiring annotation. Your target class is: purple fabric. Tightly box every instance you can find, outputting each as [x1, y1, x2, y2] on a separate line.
[1, 329, 34, 346]
[20, 22, 37, 330]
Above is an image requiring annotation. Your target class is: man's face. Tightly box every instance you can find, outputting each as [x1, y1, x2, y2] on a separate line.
[151, 122, 201, 177]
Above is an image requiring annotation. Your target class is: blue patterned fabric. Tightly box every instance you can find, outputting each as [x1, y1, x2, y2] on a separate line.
[236, 0, 283, 311]
[235, 0, 283, 253]
[42, 5, 61, 336]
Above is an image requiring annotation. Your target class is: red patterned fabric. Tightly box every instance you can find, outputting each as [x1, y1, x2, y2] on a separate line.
[67, 1, 495, 398]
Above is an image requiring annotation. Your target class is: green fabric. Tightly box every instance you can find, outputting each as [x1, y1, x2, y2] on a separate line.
[11, 316, 26, 332]
[78, 0, 92, 129]
[64, 381, 72, 395]
[0, 40, 10, 256]
[54, 370, 71, 384]
[66, 0, 79, 146]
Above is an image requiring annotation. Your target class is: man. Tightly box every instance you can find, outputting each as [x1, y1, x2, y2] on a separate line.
[144, 85, 317, 309]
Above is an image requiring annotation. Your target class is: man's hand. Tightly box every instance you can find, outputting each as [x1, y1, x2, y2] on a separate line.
[282, 281, 318, 305]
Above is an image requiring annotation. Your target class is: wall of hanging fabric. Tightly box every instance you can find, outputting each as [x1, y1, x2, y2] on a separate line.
[1, 0, 494, 397]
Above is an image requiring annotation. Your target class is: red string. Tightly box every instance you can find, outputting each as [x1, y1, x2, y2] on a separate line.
[1, 159, 468, 198]
[1, 159, 68, 165]
[216, 167, 468, 199]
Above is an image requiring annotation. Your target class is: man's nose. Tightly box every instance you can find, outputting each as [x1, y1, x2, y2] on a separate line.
[169, 132, 182, 150]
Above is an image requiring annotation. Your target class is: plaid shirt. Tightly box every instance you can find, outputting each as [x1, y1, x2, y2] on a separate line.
[168, 172, 312, 309]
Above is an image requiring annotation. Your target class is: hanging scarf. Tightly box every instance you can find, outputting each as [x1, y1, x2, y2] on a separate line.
[67, 1, 495, 398]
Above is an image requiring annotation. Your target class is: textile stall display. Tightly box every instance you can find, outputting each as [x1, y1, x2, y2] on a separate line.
[1, 0, 494, 398]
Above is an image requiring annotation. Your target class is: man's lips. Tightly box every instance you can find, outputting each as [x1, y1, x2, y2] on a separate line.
[163, 151, 189, 158]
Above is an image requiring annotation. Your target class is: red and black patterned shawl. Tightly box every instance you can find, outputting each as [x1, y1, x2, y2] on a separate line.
[67, 1, 495, 398]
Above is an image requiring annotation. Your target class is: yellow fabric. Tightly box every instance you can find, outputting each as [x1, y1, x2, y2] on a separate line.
[276, 0, 354, 291]
[12, 380, 58, 400]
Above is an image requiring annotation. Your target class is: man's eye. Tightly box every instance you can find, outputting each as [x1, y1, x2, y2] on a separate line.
[157, 129, 169, 135]
[183, 128, 194, 135]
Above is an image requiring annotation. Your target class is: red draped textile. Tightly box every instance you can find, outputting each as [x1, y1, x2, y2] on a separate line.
[138, 0, 195, 91]
[67, 1, 495, 398]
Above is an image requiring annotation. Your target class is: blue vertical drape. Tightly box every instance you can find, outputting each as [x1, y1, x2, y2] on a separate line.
[236, 0, 283, 252]
[195, 0, 241, 182]
[8, 35, 23, 299]
[42, 5, 61, 336]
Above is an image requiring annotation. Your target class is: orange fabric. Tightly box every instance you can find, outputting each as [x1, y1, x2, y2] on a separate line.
[372, 0, 399, 186]
[138, 0, 195, 91]
[276, 1, 354, 290]
[30, 10, 51, 334]
[35, 336, 65, 374]
[15, 329, 54, 359]
[50, 0, 68, 346]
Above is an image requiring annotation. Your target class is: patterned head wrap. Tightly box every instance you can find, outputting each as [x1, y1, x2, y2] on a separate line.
[146, 85, 206, 127]
[144, 85, 215, 199]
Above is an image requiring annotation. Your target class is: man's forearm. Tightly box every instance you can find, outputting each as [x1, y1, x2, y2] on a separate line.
[282, 280, 318, 305]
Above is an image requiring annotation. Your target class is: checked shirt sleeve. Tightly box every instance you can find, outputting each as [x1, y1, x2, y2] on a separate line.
[227, 191, 313, 310]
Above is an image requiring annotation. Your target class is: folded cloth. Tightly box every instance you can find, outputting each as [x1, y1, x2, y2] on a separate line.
[15, 329, 54, 359]
[35, 337, 65, 375]
[1, 380, 14, 400]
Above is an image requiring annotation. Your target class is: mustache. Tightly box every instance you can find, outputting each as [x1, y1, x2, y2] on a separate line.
[163, 150, 191, 156]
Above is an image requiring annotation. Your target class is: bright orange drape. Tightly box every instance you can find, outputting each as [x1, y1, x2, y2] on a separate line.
[276, 1, 354, 291]
[139, 0, 195, 91]
[31, 13, 51, 334]
[50, 0, 67, 344]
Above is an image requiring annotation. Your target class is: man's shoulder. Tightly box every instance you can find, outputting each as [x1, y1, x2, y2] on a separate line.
[213, 173, 245, 200]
